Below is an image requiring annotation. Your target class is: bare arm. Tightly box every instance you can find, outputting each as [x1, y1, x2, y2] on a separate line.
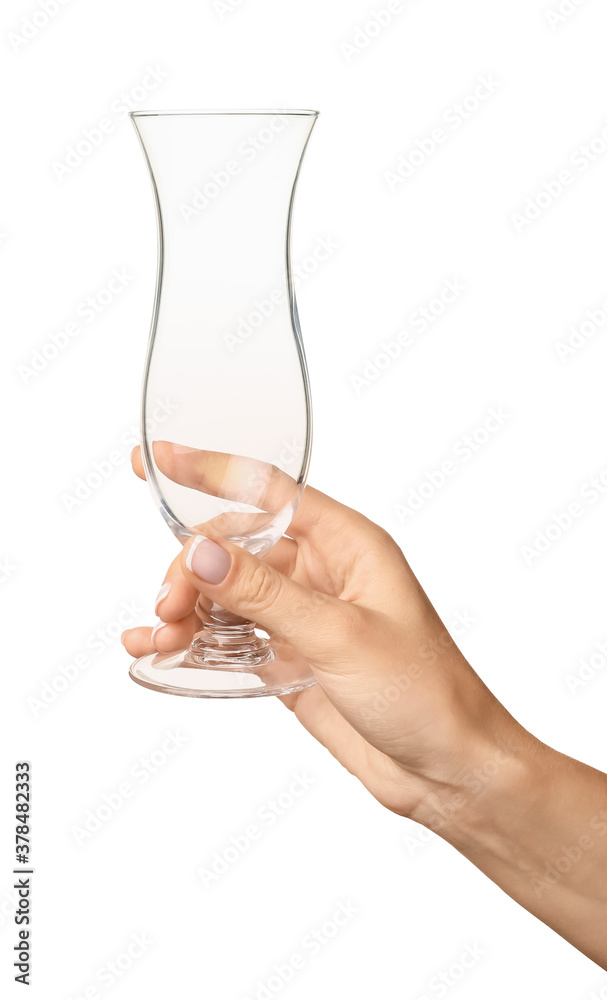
[122, 465, 607, 969]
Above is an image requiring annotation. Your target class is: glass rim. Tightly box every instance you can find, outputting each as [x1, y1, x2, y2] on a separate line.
[130, 109, 320, 118]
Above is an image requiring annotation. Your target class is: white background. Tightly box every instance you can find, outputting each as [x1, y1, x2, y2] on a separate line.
[3, 0, 607, 996]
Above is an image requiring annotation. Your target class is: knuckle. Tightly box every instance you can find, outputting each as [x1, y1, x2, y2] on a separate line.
[363, 523, 396, 559]
[241, 560, 282, 613]
[360, 524, 403, 576]
[372, 524, 396, 549]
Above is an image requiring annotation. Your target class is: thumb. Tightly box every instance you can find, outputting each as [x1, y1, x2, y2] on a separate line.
[181, 534, 356, 663]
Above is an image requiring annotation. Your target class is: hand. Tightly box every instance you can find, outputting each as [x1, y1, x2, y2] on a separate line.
[123, 449, 607, 968]
[122, 446, 525, 820]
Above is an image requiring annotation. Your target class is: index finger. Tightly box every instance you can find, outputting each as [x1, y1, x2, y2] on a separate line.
[130, 444, 357, 542]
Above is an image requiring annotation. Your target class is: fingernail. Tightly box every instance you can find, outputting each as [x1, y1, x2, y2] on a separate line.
[186, 535, 231, 584]
[154, 582, 172, 615]
[151, 620, 168, 642]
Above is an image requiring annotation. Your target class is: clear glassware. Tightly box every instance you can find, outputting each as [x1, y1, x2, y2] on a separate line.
[128, 109, 319, 698]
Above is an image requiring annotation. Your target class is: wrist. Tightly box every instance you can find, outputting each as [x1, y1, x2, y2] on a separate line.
[409, 709, 548, 848]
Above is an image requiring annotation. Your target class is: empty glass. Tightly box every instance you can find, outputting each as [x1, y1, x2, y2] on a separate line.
[128, 109, 319, 697]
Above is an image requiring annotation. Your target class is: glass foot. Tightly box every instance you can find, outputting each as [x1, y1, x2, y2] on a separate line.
[129, 640, 317, 698]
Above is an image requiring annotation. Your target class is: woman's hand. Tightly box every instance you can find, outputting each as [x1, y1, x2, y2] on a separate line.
[122, 446, 520, 820]
[123, 449, 607, 969]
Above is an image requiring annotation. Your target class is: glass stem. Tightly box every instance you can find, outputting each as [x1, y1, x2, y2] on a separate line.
[186, 603, 273, 668]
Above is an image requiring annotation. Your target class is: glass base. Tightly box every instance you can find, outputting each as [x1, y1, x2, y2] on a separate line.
[129, 641, 317, 698]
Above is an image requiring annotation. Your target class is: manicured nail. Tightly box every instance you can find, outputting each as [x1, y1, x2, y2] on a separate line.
[154, 582, 172, 615]
[186, 535, 231, 584]
[151, 620, 168, 642]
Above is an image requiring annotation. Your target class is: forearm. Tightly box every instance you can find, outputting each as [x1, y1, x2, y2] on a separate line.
[416, 730, 607, 968]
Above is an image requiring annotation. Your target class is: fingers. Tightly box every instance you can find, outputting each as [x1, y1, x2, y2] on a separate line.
[121, 609, 201, 656]
[131, 446, 145, 480]
[152, 552, 200, 624]
[131, 442, 368, 547]
[180, 532, 362, 662]
[132, 442, 293, 512]
[122, 534, 299, 659]
[121, 626, 155, 657]
[154, 537, 299, 618]
[262, 535, 298, 577]
[280, 684, 390, 785]
[284, 484, 345, 539]
[151, 441, 297, 514]
[122, 544, 205, 655]
[149, 610, 201, 651]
